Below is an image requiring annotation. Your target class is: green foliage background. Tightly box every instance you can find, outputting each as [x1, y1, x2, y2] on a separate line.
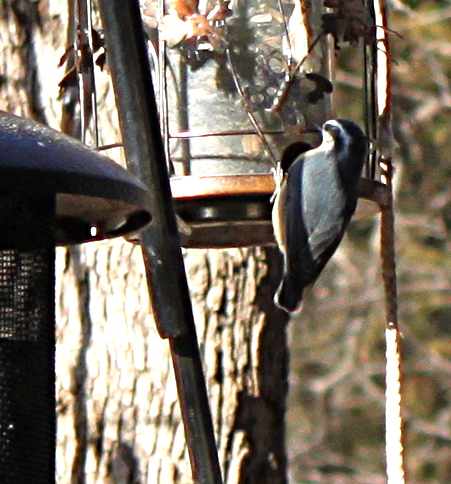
[287, 1, 451, 483]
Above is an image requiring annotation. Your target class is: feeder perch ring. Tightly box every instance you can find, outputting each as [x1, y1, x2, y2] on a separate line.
[171, 174, 387, 248]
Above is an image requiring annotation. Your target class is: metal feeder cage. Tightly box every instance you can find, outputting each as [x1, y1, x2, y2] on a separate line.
[0, 111, 151, 484]
[141, 0, 385, 248]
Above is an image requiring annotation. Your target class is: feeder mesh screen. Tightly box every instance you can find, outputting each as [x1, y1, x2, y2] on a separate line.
[0, 194, 56, 484]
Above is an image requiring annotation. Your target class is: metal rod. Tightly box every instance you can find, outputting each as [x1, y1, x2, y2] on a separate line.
[97, 2, 223, 483]
[170, 129, 288, 139]
[74, 0, 98, 145]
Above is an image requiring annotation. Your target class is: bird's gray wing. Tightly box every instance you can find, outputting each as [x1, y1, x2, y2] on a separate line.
[301, 153, 347, 262]
[307, 215, 345, 261]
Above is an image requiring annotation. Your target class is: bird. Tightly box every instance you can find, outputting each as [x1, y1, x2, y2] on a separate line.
[272, 119, 368, 313]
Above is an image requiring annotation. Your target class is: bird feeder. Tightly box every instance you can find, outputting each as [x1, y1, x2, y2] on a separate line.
[140, 0, 385, 247]
[0, 111, 151, 483]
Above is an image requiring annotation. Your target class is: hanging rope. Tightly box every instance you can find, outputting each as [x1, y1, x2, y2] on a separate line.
[381, 158, 405, 484]
[372, 0, 406, 482]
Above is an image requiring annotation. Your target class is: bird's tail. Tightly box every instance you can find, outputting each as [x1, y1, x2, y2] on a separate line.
[274, 273, 303, 313]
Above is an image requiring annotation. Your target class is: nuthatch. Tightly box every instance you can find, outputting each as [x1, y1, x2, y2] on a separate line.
[272, 119, 368, 313]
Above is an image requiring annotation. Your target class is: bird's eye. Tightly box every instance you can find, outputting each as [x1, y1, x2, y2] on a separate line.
[324, 123, 342, 139]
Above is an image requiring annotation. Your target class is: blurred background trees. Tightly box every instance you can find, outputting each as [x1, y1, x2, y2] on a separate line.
[287, 1, 451, 482]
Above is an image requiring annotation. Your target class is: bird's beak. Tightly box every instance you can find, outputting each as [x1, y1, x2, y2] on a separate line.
[301, 125, 322, 134]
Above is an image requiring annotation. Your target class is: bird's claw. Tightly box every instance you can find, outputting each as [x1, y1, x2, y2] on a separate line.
[270, 164, 284, 203]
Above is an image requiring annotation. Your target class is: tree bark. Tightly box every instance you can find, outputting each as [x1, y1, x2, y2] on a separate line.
[55, 244, 289, 484]
[0, 2, 290, 483]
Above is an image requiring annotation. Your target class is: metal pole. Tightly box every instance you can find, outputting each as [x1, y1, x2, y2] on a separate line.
[97, 2, 223, 483]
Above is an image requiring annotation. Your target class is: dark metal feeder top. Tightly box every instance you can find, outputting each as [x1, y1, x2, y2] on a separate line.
[0, 111, 152, 245]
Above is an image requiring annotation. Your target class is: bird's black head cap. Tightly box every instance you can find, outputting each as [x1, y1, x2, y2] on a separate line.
[323, 119, 368, 191]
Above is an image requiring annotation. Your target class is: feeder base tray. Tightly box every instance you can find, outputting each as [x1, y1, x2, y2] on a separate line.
[171, 175, 389, 248]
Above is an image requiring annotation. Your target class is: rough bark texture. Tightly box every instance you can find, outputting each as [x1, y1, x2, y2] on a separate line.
[56, 244, 289, 484]
[0, 2, 289, 483]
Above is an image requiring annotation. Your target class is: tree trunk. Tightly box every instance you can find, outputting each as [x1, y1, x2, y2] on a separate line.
[0, 2, 290, 483]
[56, 244, 289, 484]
